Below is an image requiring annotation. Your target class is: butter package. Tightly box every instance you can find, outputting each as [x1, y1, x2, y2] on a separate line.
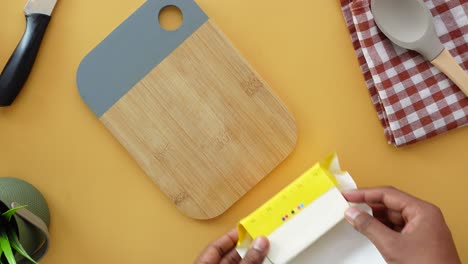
[236, 154, 386, 264]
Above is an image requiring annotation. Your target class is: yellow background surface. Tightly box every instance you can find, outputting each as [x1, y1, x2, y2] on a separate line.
[1, 0, 467, 263]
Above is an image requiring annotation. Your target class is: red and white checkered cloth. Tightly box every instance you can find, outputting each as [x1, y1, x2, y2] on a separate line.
[340, 0, 468, 146]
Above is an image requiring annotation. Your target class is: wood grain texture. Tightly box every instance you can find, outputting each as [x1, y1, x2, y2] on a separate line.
[431, 48, 468, 97]
[100, 20, 297, 219]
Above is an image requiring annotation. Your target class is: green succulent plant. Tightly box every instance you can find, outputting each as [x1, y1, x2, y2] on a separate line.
[0, 205, 37, 264]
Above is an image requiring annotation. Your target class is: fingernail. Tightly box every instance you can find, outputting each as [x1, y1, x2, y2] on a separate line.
[345, 207, 362, 222]
[252, 237, 268, 251]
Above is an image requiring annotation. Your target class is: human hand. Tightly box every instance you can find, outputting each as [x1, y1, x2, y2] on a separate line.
[343, 187, 461, 264]
[195, 229, 269, 264]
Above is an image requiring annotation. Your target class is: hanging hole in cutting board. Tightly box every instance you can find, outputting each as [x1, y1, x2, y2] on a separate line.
[158, 5, 183, 31]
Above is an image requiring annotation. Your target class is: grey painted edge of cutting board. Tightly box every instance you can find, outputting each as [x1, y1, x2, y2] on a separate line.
[76, 0, 209, 117]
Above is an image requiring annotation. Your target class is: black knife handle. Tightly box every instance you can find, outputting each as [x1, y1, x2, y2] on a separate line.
[0, 14, 51, 106]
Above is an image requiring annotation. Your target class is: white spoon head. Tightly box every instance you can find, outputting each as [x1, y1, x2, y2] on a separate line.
[371, 0, 444, 61]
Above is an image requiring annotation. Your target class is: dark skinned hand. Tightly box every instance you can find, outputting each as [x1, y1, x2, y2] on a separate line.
[195, 229, 269, 264]
[343, 187, 461, 264]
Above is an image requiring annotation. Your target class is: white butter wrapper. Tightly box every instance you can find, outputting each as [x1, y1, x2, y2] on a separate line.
[236, 154, 386, 264]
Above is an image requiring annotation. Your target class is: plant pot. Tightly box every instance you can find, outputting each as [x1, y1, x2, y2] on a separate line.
[0, 178, 50, 263]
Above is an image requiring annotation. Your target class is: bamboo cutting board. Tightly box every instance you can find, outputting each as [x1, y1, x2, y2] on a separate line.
[76, 0, 297, 219]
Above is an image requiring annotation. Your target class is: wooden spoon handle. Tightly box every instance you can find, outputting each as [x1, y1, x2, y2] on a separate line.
[431, 49, 468, 97]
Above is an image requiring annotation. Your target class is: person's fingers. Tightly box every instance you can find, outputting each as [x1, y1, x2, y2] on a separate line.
[345, 207, 399, 254]
[240, 237, 269, 264]
[343, 187, 421, 221]
[343, 187, 414, 210]
[211, 229, 238, 256]
[375, 216, 395, 229]
[195, 229, 238, 263]
[220, 248, 242, 264]
[393, 225, 404, 233]
[370, 203, 406, 227]
[386, 209, 405, 226]
[370, 203, 387, 219]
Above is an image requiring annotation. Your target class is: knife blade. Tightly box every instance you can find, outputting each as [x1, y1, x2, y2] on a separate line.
[0, 0, 58, 106]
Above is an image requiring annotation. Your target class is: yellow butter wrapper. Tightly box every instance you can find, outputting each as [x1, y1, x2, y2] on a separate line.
[238, 162, 338, 243]
[236, 153, 351, 264]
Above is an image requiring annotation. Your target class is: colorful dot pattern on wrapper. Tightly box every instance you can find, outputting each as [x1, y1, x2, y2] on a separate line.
[282, 203, 305, 222]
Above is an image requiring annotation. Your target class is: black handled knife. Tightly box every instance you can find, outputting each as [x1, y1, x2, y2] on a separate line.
[0, 0, 58, 106]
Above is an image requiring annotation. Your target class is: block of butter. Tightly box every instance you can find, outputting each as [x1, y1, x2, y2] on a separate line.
[236, 154, 386, 264]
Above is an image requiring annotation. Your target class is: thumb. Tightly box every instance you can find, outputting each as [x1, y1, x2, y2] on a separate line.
[345, 207, 399, 252]
[240, 237, 269, 264]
